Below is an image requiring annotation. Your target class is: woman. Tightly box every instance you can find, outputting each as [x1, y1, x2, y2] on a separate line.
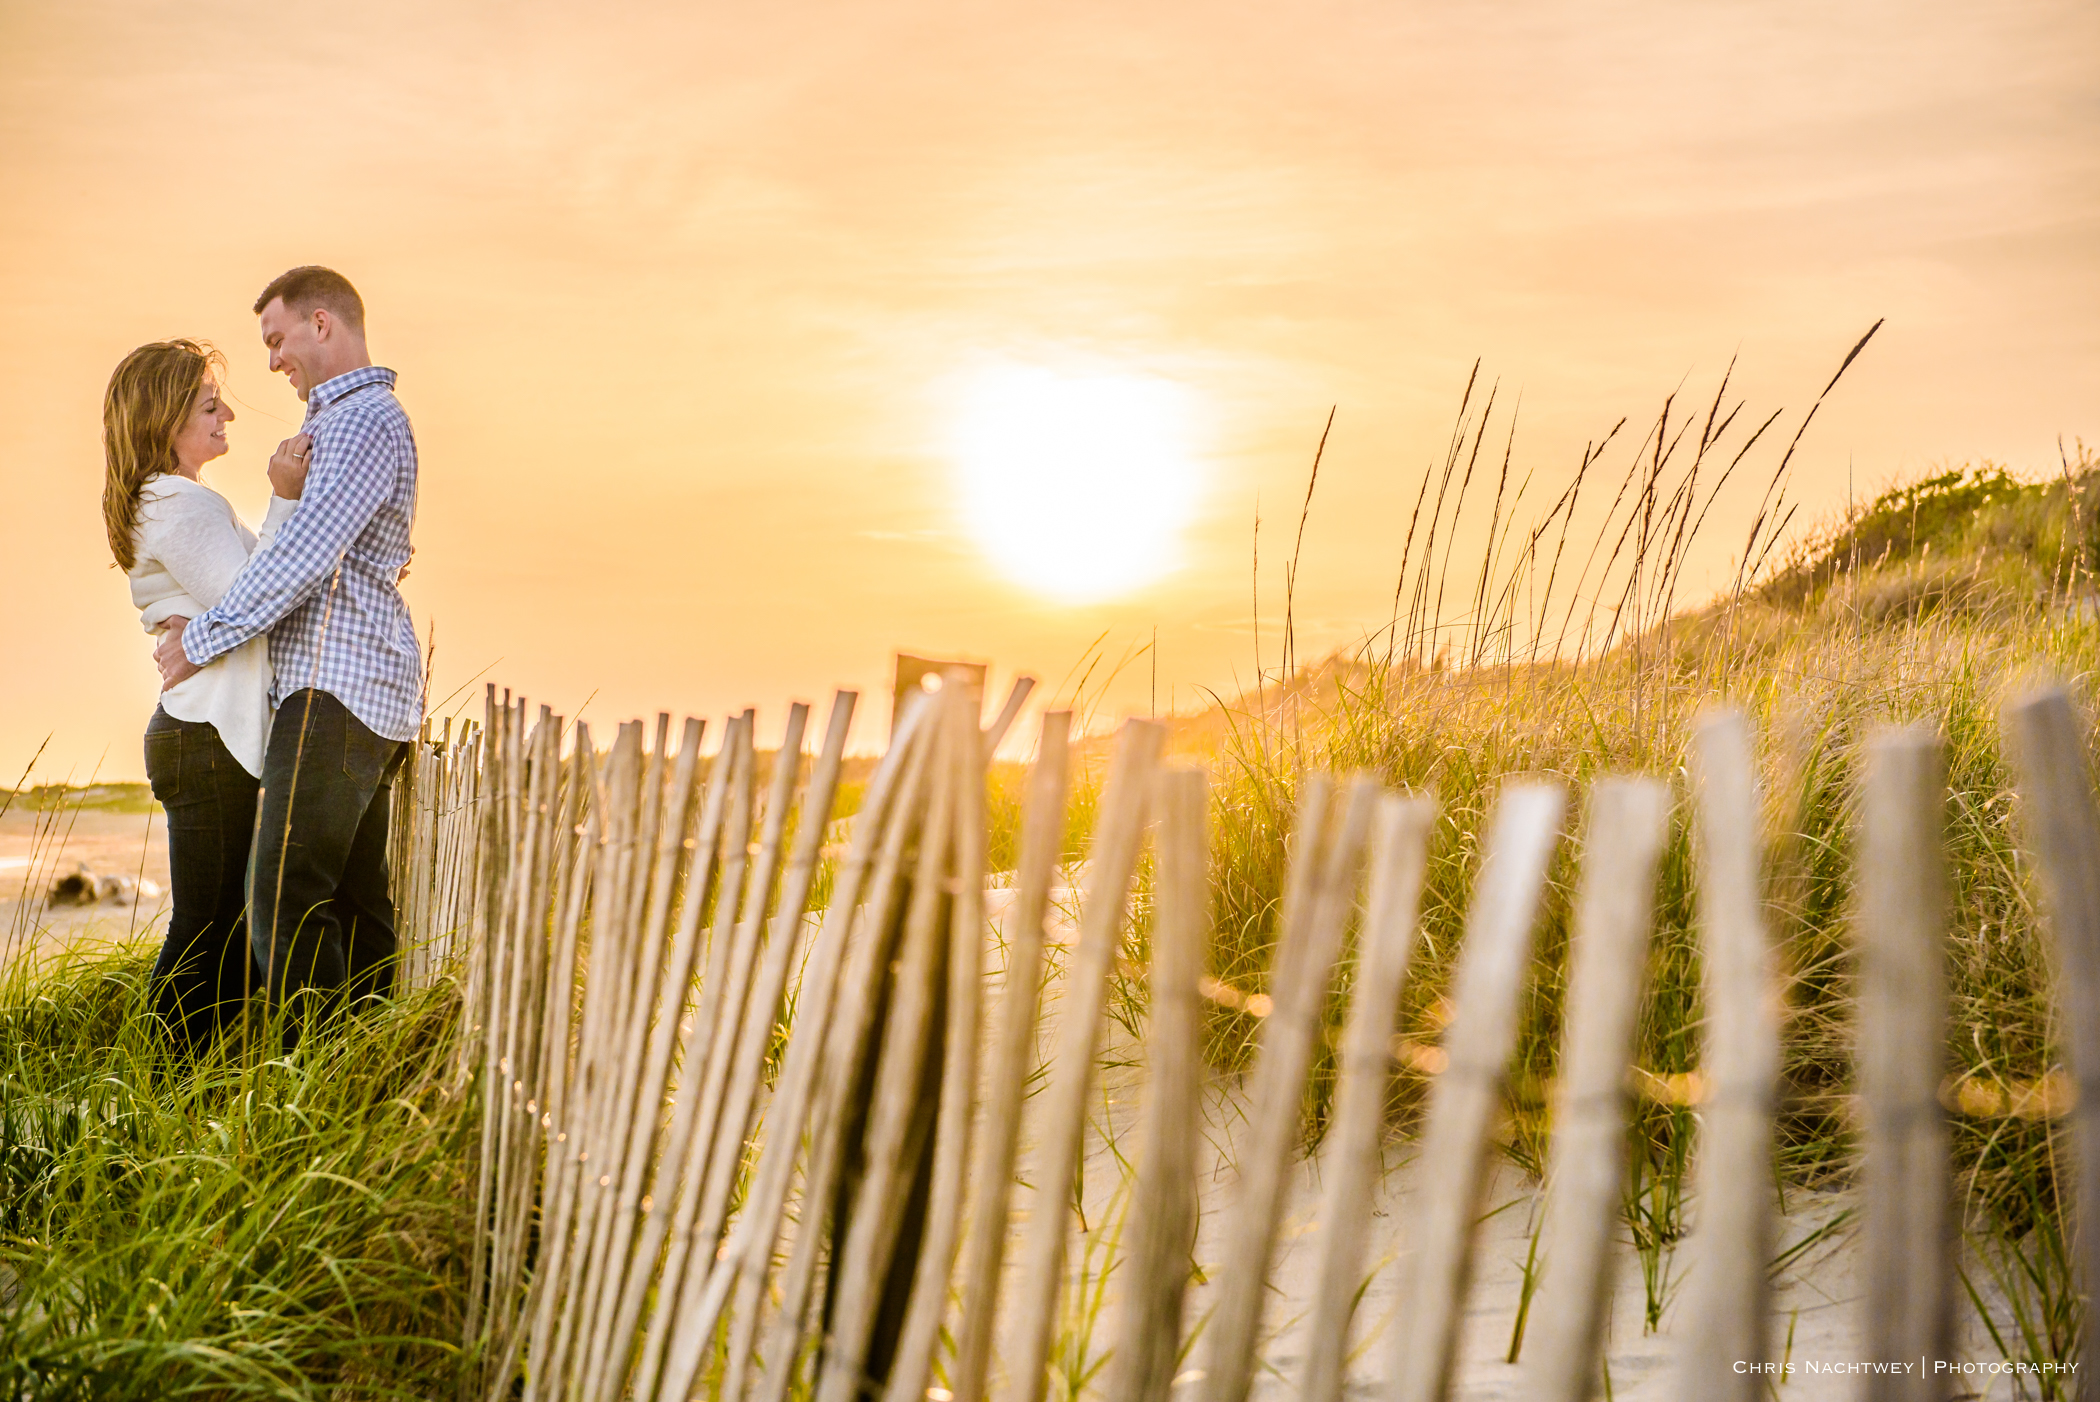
[103, 339, 308, 1055]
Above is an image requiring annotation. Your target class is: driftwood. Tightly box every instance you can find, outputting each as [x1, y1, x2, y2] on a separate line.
[45, 862, 157, 907]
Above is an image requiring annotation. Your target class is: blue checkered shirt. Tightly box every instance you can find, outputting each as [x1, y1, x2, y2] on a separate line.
[183, 365, 424, 743]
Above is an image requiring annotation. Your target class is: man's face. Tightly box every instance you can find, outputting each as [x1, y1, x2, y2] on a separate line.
[258, 297, 327, 401]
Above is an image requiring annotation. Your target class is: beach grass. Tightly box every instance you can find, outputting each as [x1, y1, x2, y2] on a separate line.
[0, 947, 474, 1399]
[1165, 443, 2100, 1382]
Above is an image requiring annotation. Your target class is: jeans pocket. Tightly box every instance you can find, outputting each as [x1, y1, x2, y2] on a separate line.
[144, 726, 182, 803]
[341, 713, 395, 794]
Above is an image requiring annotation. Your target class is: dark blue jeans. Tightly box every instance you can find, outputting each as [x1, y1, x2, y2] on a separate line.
[143, 707, 261, 1055]
[249, 688, 404, 1047]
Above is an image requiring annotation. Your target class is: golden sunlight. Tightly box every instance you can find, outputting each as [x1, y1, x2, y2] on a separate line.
[948, 361, 1201, 604]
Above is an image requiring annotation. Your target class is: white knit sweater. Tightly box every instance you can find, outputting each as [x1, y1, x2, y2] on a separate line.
[129, 475, 298, 778]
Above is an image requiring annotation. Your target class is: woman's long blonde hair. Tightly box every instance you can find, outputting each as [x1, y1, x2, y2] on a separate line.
[103, 339, 224, 571]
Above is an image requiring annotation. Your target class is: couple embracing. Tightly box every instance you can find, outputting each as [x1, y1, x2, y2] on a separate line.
[101, 266, 422, 1056]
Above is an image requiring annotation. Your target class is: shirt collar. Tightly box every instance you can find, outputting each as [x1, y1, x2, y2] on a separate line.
[306, 365, 397, 413]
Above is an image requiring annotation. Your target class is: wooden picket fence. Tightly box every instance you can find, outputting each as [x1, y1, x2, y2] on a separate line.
[386, 714, 485, 993]
[375, 678, 2100, 1402]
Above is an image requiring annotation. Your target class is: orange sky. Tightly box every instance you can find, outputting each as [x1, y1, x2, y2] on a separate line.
[3, 0, 2096, 779]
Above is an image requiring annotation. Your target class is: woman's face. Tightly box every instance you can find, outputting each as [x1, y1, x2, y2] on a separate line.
[170, 375, 234, 478]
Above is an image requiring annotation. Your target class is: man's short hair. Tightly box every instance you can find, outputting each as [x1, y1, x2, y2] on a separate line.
[253, 266, 365, 332]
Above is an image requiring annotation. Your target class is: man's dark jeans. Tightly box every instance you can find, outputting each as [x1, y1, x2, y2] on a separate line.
[251, 688, 404, 1047]
[143, 706, 260, 1055]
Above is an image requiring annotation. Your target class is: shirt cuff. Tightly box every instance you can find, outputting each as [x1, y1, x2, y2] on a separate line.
[181, 616, 224, 667]
[263, 494, 300, 528]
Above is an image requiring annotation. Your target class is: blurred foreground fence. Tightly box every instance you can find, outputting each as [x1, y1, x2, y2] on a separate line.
[381, 678, 2100, 1402]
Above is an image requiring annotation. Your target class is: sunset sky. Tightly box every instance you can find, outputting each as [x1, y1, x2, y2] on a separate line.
[3, 0, 2095, 778]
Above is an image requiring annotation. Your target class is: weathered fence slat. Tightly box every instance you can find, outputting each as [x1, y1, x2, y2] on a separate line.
[815, 687, 968, 1402]
[998, 717, 1165, 1402]
[743, 701, 942, 1402]
[695, 691, 857, 1289]
[1856, 726, 1952, 1400]
[623, 694, 855, 1401]
[583, 716, 736, 1401]
[712, 694, 939, 1402]
[485, 716, 590, 1399]
[1203, 774, 1379, 1402]
[1673, 709, 1779, 1399]
[1297, 792, 1435, 1402]
[1521, 777, 1670, 1402]
[2004, 687, 2100, 1402]
[516, 722, 602, 1402]
[536, 719, 647, 1400]
[686, 703, 816, 1271]
[882, 676, 995, 1402]
[484, 707, 566, 1395]
[1388, 779, 1567, 1402]
[461, 695, 518, 1361]
[952, 710, 1073, 1402]
[1104, 763, 1213, 1402]
[563, 715, 692, 1399]
[577, 714, 708, 1402]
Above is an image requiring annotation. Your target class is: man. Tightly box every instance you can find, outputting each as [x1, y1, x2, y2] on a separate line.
[155, 265, 421, 1044]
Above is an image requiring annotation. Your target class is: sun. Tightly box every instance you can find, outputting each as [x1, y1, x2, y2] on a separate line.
[948, 361, 1202, 604]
